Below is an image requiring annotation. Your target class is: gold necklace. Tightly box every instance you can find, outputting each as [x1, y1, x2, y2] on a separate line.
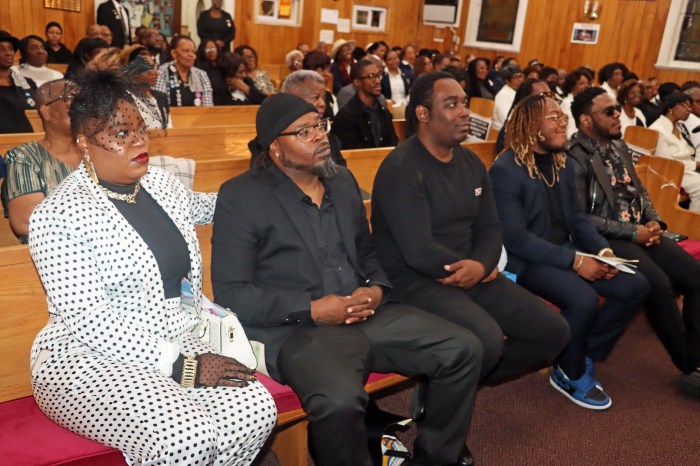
[538, 162, 558, 188]
[101, 181, 141, 204]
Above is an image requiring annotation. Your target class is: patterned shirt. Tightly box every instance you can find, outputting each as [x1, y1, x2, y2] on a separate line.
[598, 143, 641, 224]
[4, 141, 74, 202]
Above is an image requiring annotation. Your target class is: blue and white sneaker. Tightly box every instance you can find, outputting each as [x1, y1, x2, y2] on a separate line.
[549, 365, 612, 410]
[585, 357, 604, 390]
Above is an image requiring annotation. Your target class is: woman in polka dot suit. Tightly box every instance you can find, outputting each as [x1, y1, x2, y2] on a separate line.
[27, 69, 276, 466]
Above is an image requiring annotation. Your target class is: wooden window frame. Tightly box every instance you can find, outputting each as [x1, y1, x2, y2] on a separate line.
[463, 0, 529, 53]
[656, 0, 700, 72]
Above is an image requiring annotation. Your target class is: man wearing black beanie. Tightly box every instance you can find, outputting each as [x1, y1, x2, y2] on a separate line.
[212, 93, 482, 466]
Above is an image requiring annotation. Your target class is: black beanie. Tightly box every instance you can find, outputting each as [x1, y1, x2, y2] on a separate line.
[256, 93, 317, 149]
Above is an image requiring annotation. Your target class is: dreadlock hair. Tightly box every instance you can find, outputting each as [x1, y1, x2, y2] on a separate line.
[505, 94, 566, 180]
[69, 67, 137, 139]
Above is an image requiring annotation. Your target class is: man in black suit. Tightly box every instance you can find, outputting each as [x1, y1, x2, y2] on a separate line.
[331, 59, 398, 150]
[96, 0, 131, 48]
[212, 94, 482, 466]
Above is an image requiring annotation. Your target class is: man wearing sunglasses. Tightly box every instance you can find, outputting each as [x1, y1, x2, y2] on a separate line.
[3, 79, 80, 242]
[332, 59, 398, 150]
[568, 86, 700, 399]
[212, 94, 482, 466]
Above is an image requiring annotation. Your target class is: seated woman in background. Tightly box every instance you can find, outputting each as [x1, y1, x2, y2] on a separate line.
[233, 44, 276, 95]
[284, 49, 304, 75]
[617, 79, 647, 135]
[218, 53, 266, 105]
[412, 54, 433, 81]
[64, 37, 108, 79]
[44, 22, 72, 65]
[28, 68, 276, 465]
[0, 30, 36, 134]
[13, 35, 63, 87]
[560, 67, 593, 138]
[122, 46, 170, 129]
[467, 58, 496, 100]
[381, 49, 410, 107]
[302, 50, 336, 119]
[195, 39, 229, 106]
[155, 35, 213, 107]
[650, 91, 699, 211]
[4, 79, 80, 242]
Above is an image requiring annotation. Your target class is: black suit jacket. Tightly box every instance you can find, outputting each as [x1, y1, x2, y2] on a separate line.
[331, 93, 398, 150]
[212, 164, 390, 379]
[97, 1, 130, 48]
[489, 149, 609, 276]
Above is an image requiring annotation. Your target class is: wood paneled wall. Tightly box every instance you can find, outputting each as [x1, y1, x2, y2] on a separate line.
[0, 0, 696, 84]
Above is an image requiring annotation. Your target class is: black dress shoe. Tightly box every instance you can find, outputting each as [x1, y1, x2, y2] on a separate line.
[455, 445, 474, 466]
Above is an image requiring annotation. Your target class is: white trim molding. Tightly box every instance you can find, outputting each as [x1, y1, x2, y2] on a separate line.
[656, 0, 700, 72]
[463, 0, 528, 53]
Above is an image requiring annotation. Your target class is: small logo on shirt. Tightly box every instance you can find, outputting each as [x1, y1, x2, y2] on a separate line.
[475, 187, 482, 196]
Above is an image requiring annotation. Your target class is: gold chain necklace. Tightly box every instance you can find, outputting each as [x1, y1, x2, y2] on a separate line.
[101, 181, 141, 204]
[538, 162, 559, 188]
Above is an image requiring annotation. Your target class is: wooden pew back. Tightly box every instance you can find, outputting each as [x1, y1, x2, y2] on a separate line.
[624, 126, 659, 155]
[169, 106, 259, 128]
[636, 154, 700, 239]
[0, 246, 45, 403]
[149, 126, 256, 160]
[0, 133, 41, 156]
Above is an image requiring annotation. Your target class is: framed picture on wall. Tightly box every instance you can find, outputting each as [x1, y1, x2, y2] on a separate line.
[254, 0, 303, 26]
[352, 5, 387, 32]
[571, 22, 600, 45]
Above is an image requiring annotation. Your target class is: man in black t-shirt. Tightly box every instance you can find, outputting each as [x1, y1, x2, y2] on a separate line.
[372, 72, 570, 388]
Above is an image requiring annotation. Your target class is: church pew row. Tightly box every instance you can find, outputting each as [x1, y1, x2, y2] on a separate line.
[0, 207, 408, 466]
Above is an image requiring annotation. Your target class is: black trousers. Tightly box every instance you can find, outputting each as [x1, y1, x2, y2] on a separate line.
[518, 262, 650, 379]
[390, 274, 571, 384]
[608, 236, 700, 373]
[276, 303, 482, 466]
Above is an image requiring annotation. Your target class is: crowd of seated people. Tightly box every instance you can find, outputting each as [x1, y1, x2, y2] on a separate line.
[2, 20, 700, 465]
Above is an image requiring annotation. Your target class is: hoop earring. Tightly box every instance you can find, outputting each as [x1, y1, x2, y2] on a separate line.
[537, 131, 545, 142]
[83, 152, 99, 185]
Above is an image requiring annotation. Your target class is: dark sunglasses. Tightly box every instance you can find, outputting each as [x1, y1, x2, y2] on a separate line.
[592, 104, 621, 117]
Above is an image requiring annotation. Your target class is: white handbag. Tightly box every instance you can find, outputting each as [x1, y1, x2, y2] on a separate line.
[181, 279, 257, 370]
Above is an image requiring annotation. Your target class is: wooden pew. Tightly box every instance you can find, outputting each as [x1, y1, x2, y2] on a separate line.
[149, 126, 256, 160]
[0, 132, 40, 156]
[169, 106, 259, 128]
[624, 126, 659, 156]
[636, 154, 700, 240]
[24, 110, 43, 133]
[393, 119, 406, 144]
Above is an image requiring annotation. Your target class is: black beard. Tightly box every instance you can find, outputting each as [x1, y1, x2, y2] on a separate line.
[279, 152, 338, 179]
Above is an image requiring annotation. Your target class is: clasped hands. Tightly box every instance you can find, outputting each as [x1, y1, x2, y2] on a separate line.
[311, 285, 383, 325]
[635, 221, 663, 247]
[438, 259, 498, 289]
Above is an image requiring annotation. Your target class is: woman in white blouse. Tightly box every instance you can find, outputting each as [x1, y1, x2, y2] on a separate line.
[380, 49, 410, 107]
[650, 91, 698, 211]
[28, 68, 275, 465]
[617, 79, 646, 135]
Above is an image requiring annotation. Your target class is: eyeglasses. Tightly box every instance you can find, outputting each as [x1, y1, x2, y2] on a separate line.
[205, 47, 217, 52]
[591, 104, 622, 117]
[538, 91, 556, 99]
[358, 73, 381, 82]
[278, 118, 331, 143]
[543, 113, 569, 124]
[43, 88, 76, 107]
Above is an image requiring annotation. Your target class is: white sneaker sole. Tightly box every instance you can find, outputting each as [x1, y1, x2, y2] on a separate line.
[549, 376, 612, 411]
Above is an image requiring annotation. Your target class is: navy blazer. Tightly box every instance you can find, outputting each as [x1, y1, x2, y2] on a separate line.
[212, 164, 390, 379]
[380, 71, 410, 102]
[489, 149, 609, 276]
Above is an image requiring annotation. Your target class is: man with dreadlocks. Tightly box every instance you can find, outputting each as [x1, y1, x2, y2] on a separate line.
[489, 93, 650, 410]
[372, 72, 570, 403]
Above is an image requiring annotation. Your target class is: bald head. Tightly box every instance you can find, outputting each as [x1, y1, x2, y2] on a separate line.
[86, 24, 103, 39]
[35, 79, 66, 109]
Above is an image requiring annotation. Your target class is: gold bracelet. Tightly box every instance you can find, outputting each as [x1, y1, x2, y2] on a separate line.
[597, 247, 614, 257]
[181, 355, 198, 388]
[573, 255, 584, 273]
